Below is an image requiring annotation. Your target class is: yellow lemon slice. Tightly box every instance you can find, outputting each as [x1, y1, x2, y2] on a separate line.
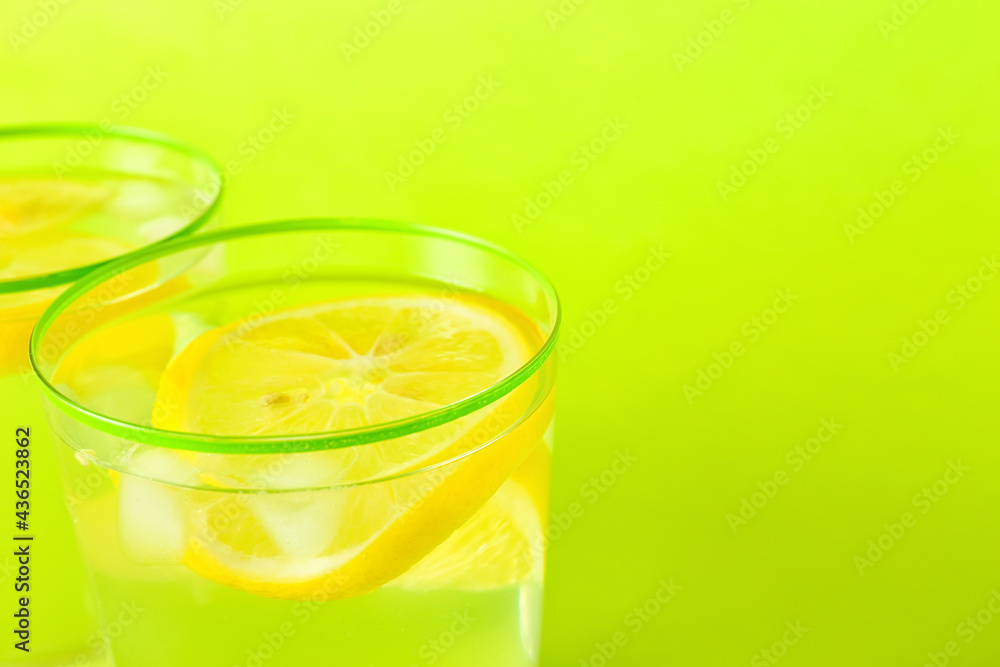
[0, 178, 120, 290]
[0, 177, 114, 238]
[137, 294, 552, 599]
[51, 313, 179, 427]
[0, 178, 124, 374]
[394, 440, 551, 591]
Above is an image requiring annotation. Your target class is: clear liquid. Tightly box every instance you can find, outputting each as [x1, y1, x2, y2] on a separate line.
[0, 371, 107, 667]
[65, 465, 546, 667]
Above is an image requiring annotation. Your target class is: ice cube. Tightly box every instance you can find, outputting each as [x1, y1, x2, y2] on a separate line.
[118, 475, 188, 566]
[118, 448, 197, 565]
[246, 491, 340, 560]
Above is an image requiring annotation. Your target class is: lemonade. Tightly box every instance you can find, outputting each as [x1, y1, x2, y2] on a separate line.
[0, 125, 221, 666]
[31, 221, 559, 666]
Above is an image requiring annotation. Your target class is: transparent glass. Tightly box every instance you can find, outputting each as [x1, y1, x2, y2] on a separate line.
[31, 220, 559, 667]
[0, 124, 221, 666]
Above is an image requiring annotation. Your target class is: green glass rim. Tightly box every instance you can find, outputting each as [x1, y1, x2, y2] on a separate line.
[29, 218, 561, 455]
[0, 122, 224, 295]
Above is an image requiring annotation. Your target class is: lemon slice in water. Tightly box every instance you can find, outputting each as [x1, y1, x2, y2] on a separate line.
[131, 294, 551, 599]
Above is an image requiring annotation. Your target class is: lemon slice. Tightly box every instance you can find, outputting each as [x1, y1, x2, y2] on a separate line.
[52, 313, 179, 426]
[137, 294, 553, 599]
[154, 295, 534, 482]
[0, 177, 114, 237]
[154, 296, 527, 432]
[0, 178, 125, 374]
[393, 480, 543, 590]
[0, 178, 121, 293]
[394, 440, 550, 591]
[0, 232, 130, 285]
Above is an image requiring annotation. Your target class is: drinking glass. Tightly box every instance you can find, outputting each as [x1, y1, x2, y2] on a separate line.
[30, 219, 559, 666]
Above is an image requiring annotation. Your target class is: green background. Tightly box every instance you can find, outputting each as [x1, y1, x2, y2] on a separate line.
[3, 0, 1000, 664]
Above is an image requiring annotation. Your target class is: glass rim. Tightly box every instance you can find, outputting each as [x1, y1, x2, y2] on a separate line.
[29, 218, 561, 455]
[0, 122, 224, 295]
